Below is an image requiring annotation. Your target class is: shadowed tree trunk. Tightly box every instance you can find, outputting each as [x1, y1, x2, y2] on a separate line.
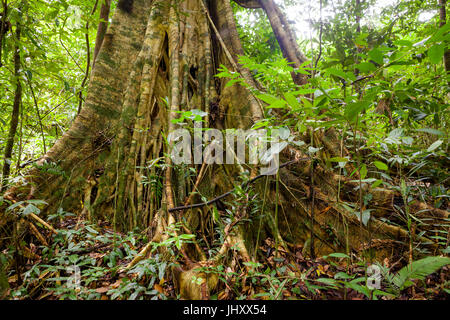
[439, 0, 449, 76]
[1, 0, 448, 299]
[1, 19, 21, 191]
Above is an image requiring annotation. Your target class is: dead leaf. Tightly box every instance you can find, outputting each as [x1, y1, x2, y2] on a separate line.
[95, 287, 109, 294]
[154, 284, 164, 294]
[111, 279, 122, 289]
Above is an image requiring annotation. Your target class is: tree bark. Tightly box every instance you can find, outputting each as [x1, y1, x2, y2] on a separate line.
[1, 20, 21, 191]
[257, 0, 309, 85]
[92, 0, 112, 70]
[0, 0, 9, 68]
[439, 0, 449, 75]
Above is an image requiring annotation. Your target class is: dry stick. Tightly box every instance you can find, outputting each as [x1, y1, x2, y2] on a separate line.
[25, 219, 48, 246]
[6, 197, 57, 234]
[169, 158, 309, 213]
[58, 18, 84, 73]
[183, 139, 223, 208]
[25, 94, 76, 136]
[314, 0, 323, 71]
[184, 160, 208, 207]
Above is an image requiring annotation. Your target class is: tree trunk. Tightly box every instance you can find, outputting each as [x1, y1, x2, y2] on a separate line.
[439, 0, 450, 75]
[1, 20, 21, 191]
[92, 0, 112, 69]
[1, 0, 447, 299]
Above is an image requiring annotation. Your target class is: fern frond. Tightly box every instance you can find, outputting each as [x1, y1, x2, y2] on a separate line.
[392, 256, 450, 290]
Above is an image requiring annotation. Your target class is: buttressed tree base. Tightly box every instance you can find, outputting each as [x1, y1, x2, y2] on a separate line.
[1, 0, 448, 299]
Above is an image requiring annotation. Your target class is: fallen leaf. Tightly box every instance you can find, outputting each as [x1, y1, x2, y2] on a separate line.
[154, 284, 164, 294]
[95, 287, 109, 294]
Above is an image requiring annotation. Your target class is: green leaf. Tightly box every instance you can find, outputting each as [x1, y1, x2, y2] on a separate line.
[427, 140, 443, 152]
[85, 225, 99, 234]
[371, 179, 383, 189]
[212, 205, 220, 224]
[6, 201, 24, 212]
[334, 272, 353, 280]
[360, 164, 367, 180]
[325, 68, 349, 80]
[416, 128, 444, 136]
[355, 33, 369, 47]
[355, 62, 376, 73]
[292, 89, 317, 95]
[344, 100, 371, 122]
[394, 39, 413, 47]
[329, 157, 349, 163]
[431, 23, 449, 42]
[345, 278, 371, 298]
[328, 252, 350, 259]
[257, 93, 280, 105]
[373, 161, 388, 171]
[22, 204, 40, 216]
[225, 78, 240, 88]
[23, 28, 44, 51]
[316, 278, 340, 288]
[428, 44, 445, 64]
[368, 48, 384, 65]
[23, 199, 48, 206]
[258, 93, 287, 109]
[361, 209, 371, 226]
[392, 256, 450, 290]
[284, 92, 300, 109]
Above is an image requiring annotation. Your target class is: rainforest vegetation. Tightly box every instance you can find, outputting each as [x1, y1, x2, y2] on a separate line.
[0, 0, 449, 300]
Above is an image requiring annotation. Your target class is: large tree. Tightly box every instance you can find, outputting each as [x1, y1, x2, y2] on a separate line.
[1, 0, 447, 299]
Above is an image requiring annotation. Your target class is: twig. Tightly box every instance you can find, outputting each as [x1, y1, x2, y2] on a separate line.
[314, 0, 323, 71]
[351, 74, 374, 85]
[25, 74, 47, 154]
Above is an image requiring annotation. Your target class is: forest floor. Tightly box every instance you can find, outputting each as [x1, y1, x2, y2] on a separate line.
[1, 216, 449, 300]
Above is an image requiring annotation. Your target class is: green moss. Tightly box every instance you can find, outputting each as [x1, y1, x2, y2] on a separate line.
[91, 104, 121, 119]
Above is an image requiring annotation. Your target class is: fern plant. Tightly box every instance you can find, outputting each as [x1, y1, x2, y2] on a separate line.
[392, 256, 450, 290]
[378, 256, 450, 293]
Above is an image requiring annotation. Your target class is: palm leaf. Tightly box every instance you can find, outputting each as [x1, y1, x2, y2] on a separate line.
[393, 256, 450, 289]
